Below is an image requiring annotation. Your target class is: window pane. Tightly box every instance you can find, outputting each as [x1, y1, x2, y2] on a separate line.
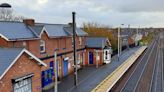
[13, 78, 32, 92]
[40, 40, 45, 52]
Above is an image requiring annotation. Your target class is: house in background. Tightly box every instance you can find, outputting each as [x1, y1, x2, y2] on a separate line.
[85, 37, 112, 66]
[131, 33, 143, 46]
[0, 48, 46, 92]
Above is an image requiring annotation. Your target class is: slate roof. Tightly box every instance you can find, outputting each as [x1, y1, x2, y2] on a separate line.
[0, 21, 88, 41]
[64, 27, 88, 36]
[0, 48, 23, 78]
[0, 21, 38, 41]
[31, 25, 44, 36]
[86, 37, 110, 48]
[0, 48, 47, 79]
[43, 24, 69, 37]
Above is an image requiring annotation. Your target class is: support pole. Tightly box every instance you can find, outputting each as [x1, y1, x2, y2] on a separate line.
[96, 50, 98, 68]
[72, 12, 78, 86]
[54, 51, 58, 92]
[118, 27, 120, 61]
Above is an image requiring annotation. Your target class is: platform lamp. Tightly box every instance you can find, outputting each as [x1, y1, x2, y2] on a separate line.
[0, 3, 12, 21]
[0, 3, 12, 8]
[54, 51, 58, 92]
[118, 24, 124, 62]
[118, 27, 120, 62]
[120, 24, 124, 54]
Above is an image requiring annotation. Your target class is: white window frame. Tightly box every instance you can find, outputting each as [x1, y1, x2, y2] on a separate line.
[40, 40, 46, 53]
[13, 78, 32, 92]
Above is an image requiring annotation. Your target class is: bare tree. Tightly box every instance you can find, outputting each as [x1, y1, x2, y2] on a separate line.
[0, 7, 25, 21]
[83, 22, 118, 50]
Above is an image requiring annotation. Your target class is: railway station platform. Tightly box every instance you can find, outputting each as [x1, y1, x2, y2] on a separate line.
[43, 47, 143, 92]
[91, 46, 147, 92]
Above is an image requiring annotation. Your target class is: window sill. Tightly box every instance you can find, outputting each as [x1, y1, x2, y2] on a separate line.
[40, 52, 46, 54]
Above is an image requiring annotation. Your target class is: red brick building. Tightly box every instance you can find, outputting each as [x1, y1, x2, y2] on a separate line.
[85, 37, 112, 66]
[0, 48, 47, 92]
[0, 19, 113, 89]
[0, 19, 88, 87]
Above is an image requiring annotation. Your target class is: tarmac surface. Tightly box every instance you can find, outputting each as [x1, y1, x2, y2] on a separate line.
[43, 47, 139, 92]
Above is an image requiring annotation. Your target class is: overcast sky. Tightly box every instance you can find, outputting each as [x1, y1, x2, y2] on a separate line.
[1, 0, 164, 28]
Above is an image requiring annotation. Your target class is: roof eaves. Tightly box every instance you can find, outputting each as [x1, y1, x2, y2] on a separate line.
[0, 33, 9, 41]
[8, 37, 40, 41]
[86, 46, 103, 49]
[49, 35, 70, 38]
[77, 34, 88, 36]
[24, 49, 47, 67]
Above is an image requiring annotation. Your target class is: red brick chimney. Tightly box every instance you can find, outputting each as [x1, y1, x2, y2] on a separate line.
[23, 19, 35, 26]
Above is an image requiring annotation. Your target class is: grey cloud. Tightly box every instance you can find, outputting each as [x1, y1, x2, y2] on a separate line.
[110, 0, 164, 13]
[1, 0, 164, 27]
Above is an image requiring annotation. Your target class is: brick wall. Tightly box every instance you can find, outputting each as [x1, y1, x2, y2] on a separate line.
[0, 32, 86, 60]
[0, 38, 8, 47]
[0, 53, 42, 92]
[0, 32, 87, 78]
[85, 49, 103, 66]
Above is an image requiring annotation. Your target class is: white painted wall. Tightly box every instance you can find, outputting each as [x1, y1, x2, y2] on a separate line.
[103, 49, 111, 64]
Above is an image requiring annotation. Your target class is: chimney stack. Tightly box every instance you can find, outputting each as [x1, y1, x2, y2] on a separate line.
[23, 19, 35, 26]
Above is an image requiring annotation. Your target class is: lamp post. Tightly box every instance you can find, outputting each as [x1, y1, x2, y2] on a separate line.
[54, 51, 58, 92]
[0, 3, 11, 8]
[72, 12, 78, 86]
[120, 24, 124, 55]
[118, 24, 124, 61]
[118, 27, 120, 61]
[0, 3, 12, 21]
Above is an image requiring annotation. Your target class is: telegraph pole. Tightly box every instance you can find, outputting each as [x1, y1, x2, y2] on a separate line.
[72, 12, 78, 86]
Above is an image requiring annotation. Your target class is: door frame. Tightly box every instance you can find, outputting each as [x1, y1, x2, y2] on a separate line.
[88, 52, 94, 65]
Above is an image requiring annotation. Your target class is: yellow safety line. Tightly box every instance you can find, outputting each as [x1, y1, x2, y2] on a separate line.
[91, 46, 147, 92]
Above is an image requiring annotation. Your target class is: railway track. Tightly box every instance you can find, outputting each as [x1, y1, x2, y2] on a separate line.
[111, 33, 164, 92]
[134, 39, 158, 92]
[94, 32, 163, 92]
[120, 35, 158, 92]
[110, 38, 155, 92]
[150, 33, 164, 92]
[120, 37, 157, 92]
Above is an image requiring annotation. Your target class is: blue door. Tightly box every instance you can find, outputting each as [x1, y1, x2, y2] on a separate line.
[50, 61, 54, 76]
[89, 52, 94, 64]
[41, 69, 53, 88]
[51, 61, 59, 77]
[41, 71, 45, 87]
[63, 60, 68, 76]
